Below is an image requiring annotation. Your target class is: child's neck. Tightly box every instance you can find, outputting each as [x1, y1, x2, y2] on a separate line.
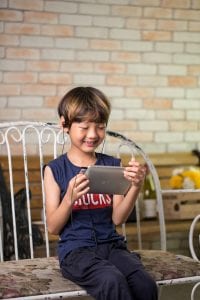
[67, 150, 96, 167]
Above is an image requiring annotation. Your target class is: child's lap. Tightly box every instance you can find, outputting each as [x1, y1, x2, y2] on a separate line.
[61, 241, 144, 281]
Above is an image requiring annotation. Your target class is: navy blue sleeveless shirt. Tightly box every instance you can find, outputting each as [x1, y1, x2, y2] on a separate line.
[47, 152, 124, 264]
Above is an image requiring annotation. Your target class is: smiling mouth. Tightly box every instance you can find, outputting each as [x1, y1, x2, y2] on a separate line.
[84, 140, 98, 147]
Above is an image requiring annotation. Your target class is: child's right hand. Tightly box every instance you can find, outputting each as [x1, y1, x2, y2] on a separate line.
[66, 174, 90, 204]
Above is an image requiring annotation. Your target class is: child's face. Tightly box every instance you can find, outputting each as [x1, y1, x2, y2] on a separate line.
[68, 121, 106, 153]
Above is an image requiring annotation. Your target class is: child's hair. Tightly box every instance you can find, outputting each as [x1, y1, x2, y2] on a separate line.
[58, 86, 111, 128]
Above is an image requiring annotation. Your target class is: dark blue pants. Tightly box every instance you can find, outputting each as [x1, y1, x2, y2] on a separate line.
[61, 241, 158, 300]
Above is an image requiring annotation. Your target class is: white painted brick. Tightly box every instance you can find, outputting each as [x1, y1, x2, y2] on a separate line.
[98, 0, 129, 4]
[156, 110, 184, 119]
[192, 0, 200, 9]
[0, 22, 3, 32]
[22, 109, 56, 121]
[156, 42, 184, 53]
[0, 0, 7, 8]
[59, 14, 92, 26]
[126, 131, 153, 143]
[60, 62, 93, 73]
[168, 143, 196, 152]
[1, 59, 25, 71]
[8, 97, 43, 107]
[0, 47, 5, 57]
[138, 76, 167, 86]
[21, 36, 53, 48]
[75, 27, 108, 38]
[77, 51, 109, 61]
[55, 38, 88, 49]
[173, 99, 200, 109]
[143, 52, 172, 63]
[73, 74, 105, 85]
[174, 32, 200, 42]
[125, 109, 155, 120]
[79, 4, 109, 15]
[186, 43, 200, 53]
[156, 87, 184, 99]
[185, 131, 200, 142]
[139, 120, 168, 131]
[186, 88, 200, 98]
[159, 64, 187, 75]
[173, 53, 200, 64]
[110, 29, 140, 40]
[122, 41, 153, 51]
[111, 98, 142, 108]
[155, 132, 183, 143]
[0, 97, 7, 108]
[170, 121, 198, 131]
[45, 1, 77, 13]
[186, 110, 200, 120]
[128, 64, 157, 75]
[41, 49, 74, 60]
[110, 109, 124, 120]
[0, 109, 21, 121]
[143, 143, 166, 153]
[99, 86, 124, 97]
[94, 17, 124, 28]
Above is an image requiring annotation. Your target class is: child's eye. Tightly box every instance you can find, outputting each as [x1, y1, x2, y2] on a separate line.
[98, 125, 106, 129]
[79, 127, 88, 130]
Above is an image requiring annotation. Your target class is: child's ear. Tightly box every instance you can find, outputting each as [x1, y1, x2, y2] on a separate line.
[59, 116, 68, 132]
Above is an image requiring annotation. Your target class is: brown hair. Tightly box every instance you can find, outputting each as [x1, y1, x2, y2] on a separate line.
[58, 86, 111, 128]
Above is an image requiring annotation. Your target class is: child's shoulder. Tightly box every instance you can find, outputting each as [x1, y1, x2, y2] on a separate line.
[47, 154, 66, 168]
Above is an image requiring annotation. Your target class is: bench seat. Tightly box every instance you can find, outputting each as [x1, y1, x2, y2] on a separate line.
[1, 251, 200, 299]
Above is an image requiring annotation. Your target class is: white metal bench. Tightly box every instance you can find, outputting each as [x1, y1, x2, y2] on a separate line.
[0, 122, 199, 300]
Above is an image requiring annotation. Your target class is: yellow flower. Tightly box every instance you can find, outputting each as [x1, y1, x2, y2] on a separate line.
[169, 174, 183, 189]
[169, 167, 200, 189]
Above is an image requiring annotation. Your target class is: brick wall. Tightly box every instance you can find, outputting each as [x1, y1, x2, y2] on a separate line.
[0, 0, 200, 153]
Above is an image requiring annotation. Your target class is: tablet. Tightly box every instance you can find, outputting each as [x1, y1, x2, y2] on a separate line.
[84, 165, 131, 195]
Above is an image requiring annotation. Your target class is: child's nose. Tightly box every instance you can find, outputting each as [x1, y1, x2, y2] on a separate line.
[87, 127, 98, 138]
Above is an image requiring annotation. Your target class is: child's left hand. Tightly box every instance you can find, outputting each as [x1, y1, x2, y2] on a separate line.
[123, 158, 148, 188]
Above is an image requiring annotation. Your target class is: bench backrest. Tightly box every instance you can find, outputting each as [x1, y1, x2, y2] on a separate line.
[0, 122, 166, 262]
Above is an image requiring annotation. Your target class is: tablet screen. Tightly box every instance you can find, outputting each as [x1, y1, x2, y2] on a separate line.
[84, 165, 131, 195]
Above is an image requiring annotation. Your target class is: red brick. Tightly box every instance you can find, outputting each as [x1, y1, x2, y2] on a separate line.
[27, 61, 59, 71]
[90, 39, 121, 50]
[168, 76, 197, 87]
[44, 96, 60, 108]
[24, 11, 58, 24]
[143, 31, 171, 41]
[22, 84, 56, 96]
[161, 0, 190, 8]
[41, 25, 74, 36]
[0, 9, 22, 21]
[39, 73, 72, 85]
[126, 87, 154, 98]
[0, 34, 18, 46]
[9, 0, 43, 11]
[5, 23, 40, 35]
[4, 72, 37, 83]
[6, 48, 39, 59]
[0, 84, 20, 96]
[187, 66, 200, 76]
[143, 98, 172, 109]
[111, 51, 141, 62]
[94, 63, 125, 73]
[107, 75, 136, 86]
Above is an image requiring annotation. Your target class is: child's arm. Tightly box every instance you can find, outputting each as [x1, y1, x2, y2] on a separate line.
[112, 158, 147, 225]
[44, 166, 89, 235]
